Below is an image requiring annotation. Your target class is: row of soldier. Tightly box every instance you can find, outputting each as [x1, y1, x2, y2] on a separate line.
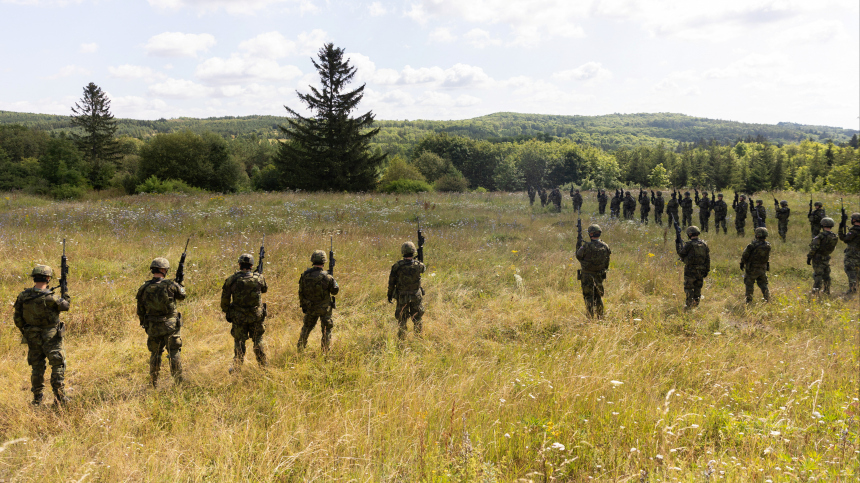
[12, 240, 426, 406]
[528, 186, 833, 241]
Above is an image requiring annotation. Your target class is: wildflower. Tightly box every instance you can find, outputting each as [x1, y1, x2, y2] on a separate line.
[499, 398, 506, 403]
[551, 442, 565, 451]
[529, 393, 536, 399]
[610, 380, 623, 386]
[504, 433, 511, 438]
[656, 454, 664, 461]
[511, 250, 518, 253]
[648, 253, 655, 257]
[630, 447, 637, 452]
[770, 431, 781, 436]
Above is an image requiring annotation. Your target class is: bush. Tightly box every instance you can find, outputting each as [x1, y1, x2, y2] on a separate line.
[50, 183, 87, 200]
[473, 187, 488, 193]
[380, 179, 433, 193]
[379, 155, 425, 188]
[434, 173, 469, 192]
[135, 175, 203, 194]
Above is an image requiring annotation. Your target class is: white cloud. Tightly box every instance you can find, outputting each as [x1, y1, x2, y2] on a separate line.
[145, 32, 216, 57]
[297, 29, 329, 55]
[552, 62, 613, 83]
[147, 0, 316, 15]
[239, 32, 296, 59]
[43, 64, 90, 80]
[108, 64, 167, 82]
[110, 95, 169, 117]
[148, 78, 212, 98]
[702, 53, 786, 79]
[464, 29, 501, 49]
[195, 56, 302, 84]
[369, 1, 386, 16]
[78, 42, 98, 53]
[428, 27, 456, 43]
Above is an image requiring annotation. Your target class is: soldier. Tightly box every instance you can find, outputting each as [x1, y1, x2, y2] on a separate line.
[571, 188, 583, 212]
[807, 218, 838, 297]
[13, 265, 70, 406]
[652, 190, 665, 226]
[808, 201, 825, 237]
[221, 253, 268, 369]
[838, 212, 860, 296]
[136, 258, 186, 387]
[623, 191, 636, 220]
[527, 186, 536, 206]
[676, 226, 710, 310]
[751, 199, 767, 227]
[388, 242, 426, 339]
[733, 194, 748, 236]
[297, 250, 339, 352]
[740, 227, 771, 303]
[713, 193, 728, 234]
[539, 187, 548, 207]
[610, 190, 622, 218]
[697, 192, 712, 232]
[774, 200, 790, 241]
[549, 187, 562, 212]
[638, 189, 650, 224]
[575, 224, 611, 318]
[597, 189, 608, 215]
[680, 192, 694, 227]
[666, 191, 679, 225]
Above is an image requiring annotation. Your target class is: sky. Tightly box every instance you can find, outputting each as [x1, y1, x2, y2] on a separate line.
[1, 0, 857, 129]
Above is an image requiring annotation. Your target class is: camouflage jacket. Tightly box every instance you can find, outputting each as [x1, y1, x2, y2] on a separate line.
[136, 277, 186, 320]
[597, 193, 608, 206]
[733, 200, 748, 219]
[666, 197, 679, 214]
[680, 197, 694, 214]
[697, 198, 712, 215]
[807, 231, 838, 260]
[840, 225, 860, 259]
[575, 239, 611, 273]
[775, 206, 790, 221]
[639, 195, 650, 213]
[653, 195, 665, 212]
[713, 199, 728, 217]
[388, 258, 425, 299]
[751, 204, 766, 222]
[549, 189, 562, 204]
[221, 271, 267, 313]
[623, 195, 636, 211]
[539, 189, 548, 202]
[610, 196, 621, 210]
[298, 267, 338, 311]
[677, 239, 710, 272]
[14, 288, 70, 329]
[571, 192, 583, 206]
[741, 239, 771, 271]
[808, 208, 825, 225]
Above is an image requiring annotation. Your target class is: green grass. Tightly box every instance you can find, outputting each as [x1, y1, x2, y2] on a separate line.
[0, 190, 857, 481]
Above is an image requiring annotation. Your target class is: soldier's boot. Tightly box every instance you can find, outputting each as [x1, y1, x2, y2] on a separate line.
[845, 281, 858, 296]
[296, 326, 312, 352]
[50, 365, 67, 405]
[233, 339, 246, 372]
[397, 319, 408, 340]
[169, 356, 183, 384]
[253, 343, 267, 367]
[31, 392, 44, 406]
[413, 319, 423, 338]
[822, 281, 831, 296]
[762, 289, 770, 302]
[53, 387, 69, 406]
[320, 327, 332, 352]
[31, 369, 45, 405]
[149, 354, 161, 388]
[595, 301, 604, 319]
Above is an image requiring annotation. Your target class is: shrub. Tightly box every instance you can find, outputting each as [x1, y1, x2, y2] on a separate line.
[50, 183, 87, 200]
[135, 175, 203, 194]
[379, 156, 425, 187]
[380, 179, 433, 193]
[473, 187, 488, 193]
[434, 173, 469, 192]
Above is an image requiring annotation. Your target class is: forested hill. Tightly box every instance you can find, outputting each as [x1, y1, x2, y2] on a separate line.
[1, 110, 855, 155]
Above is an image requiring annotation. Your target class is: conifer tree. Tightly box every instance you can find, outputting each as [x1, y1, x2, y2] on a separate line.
[276, 43, 386, 191]
[70, 82, 121, 189]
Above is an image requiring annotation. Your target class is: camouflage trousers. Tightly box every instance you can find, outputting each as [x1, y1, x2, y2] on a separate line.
[640, 211, 649, 224]
[682, 211, 693, 227]
[573, 203, 582, 212]
[598, 203, 606, 215]
[624, 208, 634, 220]
[654, 211, 663, 226]
[529, 195, 535, 205]
[667, 211, 678, 225]
[844, 255, 860, 294]
[683, 268, 706, 309]
[810, 225, 820, 238]
[744, 269, 769, 303]
[811, 257, 831, 296]
[714, 216, 727, 234]
[699, 214, 710, 232]
[145, 316, 183, 386]
[553, 201, 562, 212]
[298, 307, 333, 352]
[776, 220, 788, 241]
[395, 291, 425, 339]
[22, 325, 66, 402]
[581, 272, 605, 318]
[735, 218, 746, 236]
[230, 311, 267, 367]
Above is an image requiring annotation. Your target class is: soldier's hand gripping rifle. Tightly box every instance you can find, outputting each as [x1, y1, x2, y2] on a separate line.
[694, 188, 700, 204]
[329, 236, 336, 309]
[671, 213, 682, 249]
[808, 197, 813, 216]
[650, 189, 656, 204]
[174, 237, 190, 285]
[416, 217, 425, 263]
[840, 198, 848, 234]
[710, 190, 716, 209]
[773, 192, 779, 209]
[733, 191, 739, 209]
[255, 238, 265, 274]
[59, 238, 69, 299]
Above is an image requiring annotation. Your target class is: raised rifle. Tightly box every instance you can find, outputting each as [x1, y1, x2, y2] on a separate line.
[59, 238, 68, 299]
[576, 213, 583, 281]
[671, 213, 682, 248]
[417, 217, 425, 263]
[808, 198, 813, 216]
[840, 198, 847, 233]
[255, 237, 265, 274]
[174, 237, 190, 285]
[733, 191, 739, 209]
[329, 236, 336, 309]
[773, 192, 779, 209]
[694, 188, 700, 204]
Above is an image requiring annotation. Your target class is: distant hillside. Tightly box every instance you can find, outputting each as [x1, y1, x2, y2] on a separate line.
[1, 110, 855, 155]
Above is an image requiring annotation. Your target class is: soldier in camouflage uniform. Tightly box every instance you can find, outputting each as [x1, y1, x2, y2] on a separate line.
[676, 226, 710, 309]
[697, 192, 712, 232]
[597, 189, 608, 215]
[623, 191, 636, 220]
[221, 253, 268, 369]
[733, 194, 748, 236]
[680, 192, 694, 227]
[570, 188, 583, 212]
[838, 213, 860, 296]
[136, 257, 186, 387]
[638, 189, 650, 224]
[549, 187, 562, 212]
[808, 201, 825, 238]
[298, 250, 339, 352]
[609, 190, 622, 218]
[527, 186, 536, 206]
[807, 217, 838, 297]
[666, 192, 679, 225]
[388, 241, 426, 339]
[14, 265, 70, 405]
[652, 191, 665, 225]
[751, 199, 767, 227]
[539, 187, 548, 207]
[713, 193, 728, 234]
[575, 224, 612, 318]
[774, 200, 790, 241]
[740, 227, 772, 303]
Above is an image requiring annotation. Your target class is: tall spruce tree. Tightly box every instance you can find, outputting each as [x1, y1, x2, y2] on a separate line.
[276, 43, 385, 191]
[70, 82, 121, 189]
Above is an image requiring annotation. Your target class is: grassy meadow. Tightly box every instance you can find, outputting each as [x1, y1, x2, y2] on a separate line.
[0, 190, 857, 482]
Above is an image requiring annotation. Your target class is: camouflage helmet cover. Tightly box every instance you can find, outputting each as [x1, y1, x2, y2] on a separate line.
[686, 226, 701, 237]
[852, 213, 860, 223]
[587, 224, 602, 235]
[780, 200, 788, 206]
[31, 265, 53, 277]
[401, 241, 417, 256]
[238, 253, 254, 265]
[625, 191, 631, 196]
[754, 227, 768, 238]
[311, 250, 326, 265]
[756, 199, 763, 204]
[814, 201, 822, 207]
[820, 217, 835, 228]
[739, 194, 746, 199]
[150, 257, 170, 270]
[684, 191, 690, 196]
[657, 191, 662, 195]
[717, 193, 724, 198]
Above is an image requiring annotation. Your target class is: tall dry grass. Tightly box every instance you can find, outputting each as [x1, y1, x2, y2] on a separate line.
[0, 190, 857, 482]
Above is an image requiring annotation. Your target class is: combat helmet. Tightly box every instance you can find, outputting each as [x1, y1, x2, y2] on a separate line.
[311, 250, 327, 265]
[780, 200, 788, 206]
[31, 265, 53, 278]
[755, 227, 768, 238]
[657, 191, 662, 196]
[852, 213, 860, 223]
[401, 241, 416, 257]
[238, 253, 254, 265]
[686, 226, 701, 237]
[150, 257, 170, 270]
[587, 224, 602, 236]
[717, 193, 724, 198]
[820, 217, 835, 228]
[684, 191, 690, 196]
[756, 199, 763, 205]
[814, 201, 822, 207]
